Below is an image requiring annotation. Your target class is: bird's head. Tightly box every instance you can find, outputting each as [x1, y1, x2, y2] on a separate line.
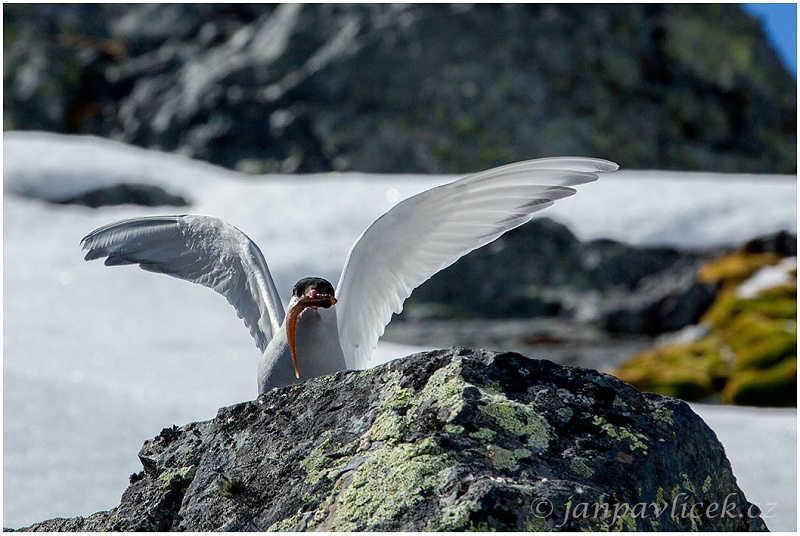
[286, 277, 337, 379]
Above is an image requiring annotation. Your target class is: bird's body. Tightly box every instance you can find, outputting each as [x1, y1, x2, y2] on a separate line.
[258, 304, 345, 391]
[81, 157, 617, 394]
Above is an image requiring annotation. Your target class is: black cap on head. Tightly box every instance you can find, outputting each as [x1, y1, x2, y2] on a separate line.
[293, 277, 335, 298]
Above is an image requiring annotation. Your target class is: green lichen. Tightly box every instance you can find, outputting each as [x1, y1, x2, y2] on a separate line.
[444, 424, 464, 434]
[569, 457, 594, 479]
[680, 472, 696, 495]
[592, 416, 649, 453]
[419, 359, 471, 418]
[702, 475, 712, 495]
[294, 357, 560, 530]
[299, 433, 357, 484]
[369, 406, 406, 444]
[482, 380, 503, 394]
[322, 361, 478, 529]
[429, 500, 481, 531]
[523, 516, 552, 532]
[266, 511, 305, 532]
[656, 486, 667, 507]
[479, 393, 551, 451]
[611, 508, 638, 531]
[157, 465, 197, 491]
[331, 437, 454, 530]
[556, 406, 573, 423]
[487, 445, 531, 471]
[384, 373, 413, 409]
[469, 427, 497, 441]
[370, 361, 470, 445]
[300, 435, 333, 483]
[651, 406, 674, 426]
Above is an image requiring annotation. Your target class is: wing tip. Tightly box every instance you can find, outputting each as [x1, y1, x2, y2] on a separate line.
[595, 159, 620, 172]
[554, 156, 619, 173]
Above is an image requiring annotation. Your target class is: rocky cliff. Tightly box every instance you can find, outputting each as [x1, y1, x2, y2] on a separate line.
[16, 348, 766, 531]
[4, 4, 796, 174]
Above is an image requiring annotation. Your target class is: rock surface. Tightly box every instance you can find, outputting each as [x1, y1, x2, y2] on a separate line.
[15, 348, 766, 531]
[397, 217, 723, 336]
[53, 183, 190, 208]
[4, 4, 796, 174]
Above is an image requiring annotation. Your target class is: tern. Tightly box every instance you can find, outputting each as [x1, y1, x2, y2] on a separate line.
[81, 157, 617, 394]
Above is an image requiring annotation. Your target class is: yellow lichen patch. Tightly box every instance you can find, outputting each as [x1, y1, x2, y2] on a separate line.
[722, 357, 797, 406]
[319, 360, 473, 529]
[613, 338, 729, 401]
[697, 251, 780, 287]
[703, 284, 797, 330]
[727, 311, 796, 371]
[613, 250, 797, 407]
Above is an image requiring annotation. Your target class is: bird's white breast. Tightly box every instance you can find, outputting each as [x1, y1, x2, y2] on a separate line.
[257, 306, 346, 393]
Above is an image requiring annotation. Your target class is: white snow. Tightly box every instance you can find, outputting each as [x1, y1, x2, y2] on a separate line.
[737, 257, 798, 299]
[3, 132, 797, 530]
[690, 404, 797, 531]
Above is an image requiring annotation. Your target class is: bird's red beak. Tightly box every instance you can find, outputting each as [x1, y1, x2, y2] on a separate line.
[286, 292, 337, 379]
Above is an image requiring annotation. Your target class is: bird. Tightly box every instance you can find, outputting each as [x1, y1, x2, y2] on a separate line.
[81, 157, 617, 394]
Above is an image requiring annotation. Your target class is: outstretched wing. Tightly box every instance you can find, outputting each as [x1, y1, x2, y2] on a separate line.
[81, 215, 284, 353]
[335, 157, 618, 369]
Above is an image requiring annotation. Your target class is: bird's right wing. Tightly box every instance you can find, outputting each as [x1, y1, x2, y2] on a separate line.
[335, 157, 618, 370]
[81, 215, 284, 353]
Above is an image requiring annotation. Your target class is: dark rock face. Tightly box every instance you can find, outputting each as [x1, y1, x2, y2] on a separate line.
[53, 183, 190, 208]
[16, 348, 765, 531]
[399, 217, 722, 336]
[4, 4, 796, 174]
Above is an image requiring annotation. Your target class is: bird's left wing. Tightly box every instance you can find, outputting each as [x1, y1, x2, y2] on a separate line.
[81, 215, 285, 353]
[335, 157, 618, 370]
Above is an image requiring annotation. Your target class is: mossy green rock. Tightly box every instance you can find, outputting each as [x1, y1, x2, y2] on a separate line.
[16, 348, 766, 531]
[615, 248, 796, 407]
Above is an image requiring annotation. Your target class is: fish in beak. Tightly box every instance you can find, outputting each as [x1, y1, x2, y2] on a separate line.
[285, 288, 337, 378]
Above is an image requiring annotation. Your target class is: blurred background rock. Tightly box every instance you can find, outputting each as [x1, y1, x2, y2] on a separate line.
[3, 3, 796, 174]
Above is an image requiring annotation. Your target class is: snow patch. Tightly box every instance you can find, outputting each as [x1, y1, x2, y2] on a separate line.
[737, 257, 797, 299]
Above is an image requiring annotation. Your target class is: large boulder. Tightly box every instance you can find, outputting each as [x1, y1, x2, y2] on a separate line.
[398, 217, 721, 336]
[15, 348, 765, 531]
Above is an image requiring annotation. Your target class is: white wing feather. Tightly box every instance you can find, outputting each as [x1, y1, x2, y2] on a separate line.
[80, 215, 284, 353]
[335, 157, 618, 369]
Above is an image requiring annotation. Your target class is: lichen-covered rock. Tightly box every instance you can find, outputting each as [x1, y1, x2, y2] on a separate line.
[16, 348, 766, 531]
